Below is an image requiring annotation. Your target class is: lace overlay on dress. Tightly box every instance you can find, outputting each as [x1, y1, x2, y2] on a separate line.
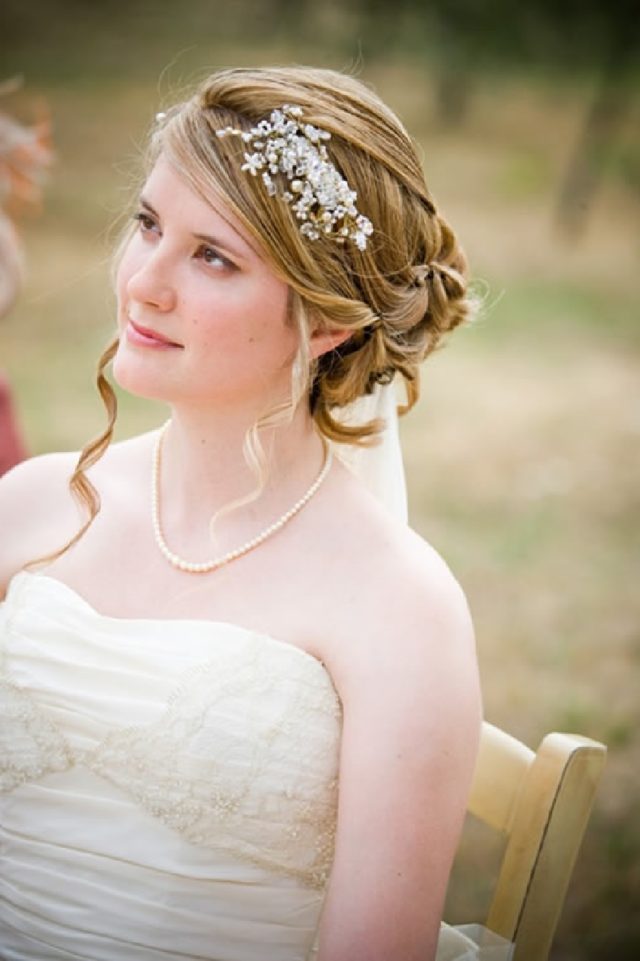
[0, 678, 74, 791]
[0, 573, 342, 891]
[82, 653, 341, 890]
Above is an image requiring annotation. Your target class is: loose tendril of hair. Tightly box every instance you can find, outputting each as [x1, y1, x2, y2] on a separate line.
[27, 337, 119, 569]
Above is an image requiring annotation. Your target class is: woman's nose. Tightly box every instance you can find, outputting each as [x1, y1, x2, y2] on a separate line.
[126, 251, 176, 312]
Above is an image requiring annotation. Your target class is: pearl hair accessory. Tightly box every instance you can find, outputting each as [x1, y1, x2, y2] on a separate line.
[216, 104, 374, 251]
[151, 421, 333, 574]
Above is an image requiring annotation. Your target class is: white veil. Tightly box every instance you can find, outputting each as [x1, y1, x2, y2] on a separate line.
[329, 380, 408, 524]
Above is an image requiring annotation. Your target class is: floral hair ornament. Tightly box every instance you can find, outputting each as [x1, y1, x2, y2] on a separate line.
[216, 104, 374, 251]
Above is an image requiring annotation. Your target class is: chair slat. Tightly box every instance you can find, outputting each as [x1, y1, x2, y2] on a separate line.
[453, 723, 606, 961]
[468, 722, 535, 832]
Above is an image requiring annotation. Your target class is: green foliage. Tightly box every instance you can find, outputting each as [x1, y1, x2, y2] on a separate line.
[2, 0, 640, 82]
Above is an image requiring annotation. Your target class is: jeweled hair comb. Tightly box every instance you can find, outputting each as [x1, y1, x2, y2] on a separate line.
[216, 104, 374, 251]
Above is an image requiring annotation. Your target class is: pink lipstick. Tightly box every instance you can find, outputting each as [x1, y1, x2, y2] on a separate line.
[126, 319, 182, 349]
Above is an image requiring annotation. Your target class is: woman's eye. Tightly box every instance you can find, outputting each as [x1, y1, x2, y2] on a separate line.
[196, 245, 233, 270]
[133, 212, 157, 233]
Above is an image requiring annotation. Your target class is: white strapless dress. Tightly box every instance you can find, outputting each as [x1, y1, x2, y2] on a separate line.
[0, 573, 512, 961]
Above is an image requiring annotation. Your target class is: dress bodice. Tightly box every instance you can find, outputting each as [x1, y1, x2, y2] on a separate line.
[0, 572, 341, 961]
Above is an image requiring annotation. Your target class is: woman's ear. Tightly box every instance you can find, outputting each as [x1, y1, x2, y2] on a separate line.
[308, 325, 352, 360]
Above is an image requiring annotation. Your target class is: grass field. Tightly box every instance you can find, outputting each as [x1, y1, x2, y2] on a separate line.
[1, 48, 639, 960]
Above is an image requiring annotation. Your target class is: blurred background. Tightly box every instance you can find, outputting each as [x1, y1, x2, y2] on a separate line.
[1, 1, 638, 957]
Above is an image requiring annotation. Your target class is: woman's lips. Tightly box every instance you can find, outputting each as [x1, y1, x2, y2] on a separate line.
[126, 319, 182, 348]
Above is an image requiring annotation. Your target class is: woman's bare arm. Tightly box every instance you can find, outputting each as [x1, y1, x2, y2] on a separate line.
[317, 548, 482, 961]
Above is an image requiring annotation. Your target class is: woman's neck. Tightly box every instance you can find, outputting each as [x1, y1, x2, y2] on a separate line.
[154, 402, 327, 558]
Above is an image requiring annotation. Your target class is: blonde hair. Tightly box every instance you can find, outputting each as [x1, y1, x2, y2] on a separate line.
[56, 66, 473, 557]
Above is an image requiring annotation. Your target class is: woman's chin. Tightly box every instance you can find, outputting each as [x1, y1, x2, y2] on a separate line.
[112, 347, 175, 403]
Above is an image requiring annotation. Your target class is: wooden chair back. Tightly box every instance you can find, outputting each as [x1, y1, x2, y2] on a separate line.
[464, 721, 606, 961]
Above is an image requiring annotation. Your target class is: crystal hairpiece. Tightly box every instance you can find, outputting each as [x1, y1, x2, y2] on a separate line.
[216, 104, 373, 251]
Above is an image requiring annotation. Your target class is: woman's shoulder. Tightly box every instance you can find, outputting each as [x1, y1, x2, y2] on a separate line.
[318, 470, 477, 701]
[0, 450, 79, 594]
[0, 432, 156, 596]
[0, 448, 80, 522]
[326, 461, 469, 610]
[316, 468, 477, 686]
[349, 515, 474, 658]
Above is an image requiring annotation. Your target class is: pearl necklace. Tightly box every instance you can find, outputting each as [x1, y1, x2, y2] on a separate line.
[151, 421, 333, 574]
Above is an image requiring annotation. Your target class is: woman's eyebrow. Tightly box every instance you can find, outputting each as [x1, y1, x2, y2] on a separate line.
[139, 197, 159, 217]
[138, 196, 250, 262]
[192, 231, 248, 262]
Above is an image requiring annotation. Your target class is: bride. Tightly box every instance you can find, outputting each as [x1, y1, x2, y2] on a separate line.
[0, 67, 511, 960]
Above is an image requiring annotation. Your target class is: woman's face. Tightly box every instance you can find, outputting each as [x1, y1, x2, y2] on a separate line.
[113, 157, 297, 411]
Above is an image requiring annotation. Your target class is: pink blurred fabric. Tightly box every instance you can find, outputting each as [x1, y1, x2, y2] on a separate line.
[0, 369, 27, 475]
